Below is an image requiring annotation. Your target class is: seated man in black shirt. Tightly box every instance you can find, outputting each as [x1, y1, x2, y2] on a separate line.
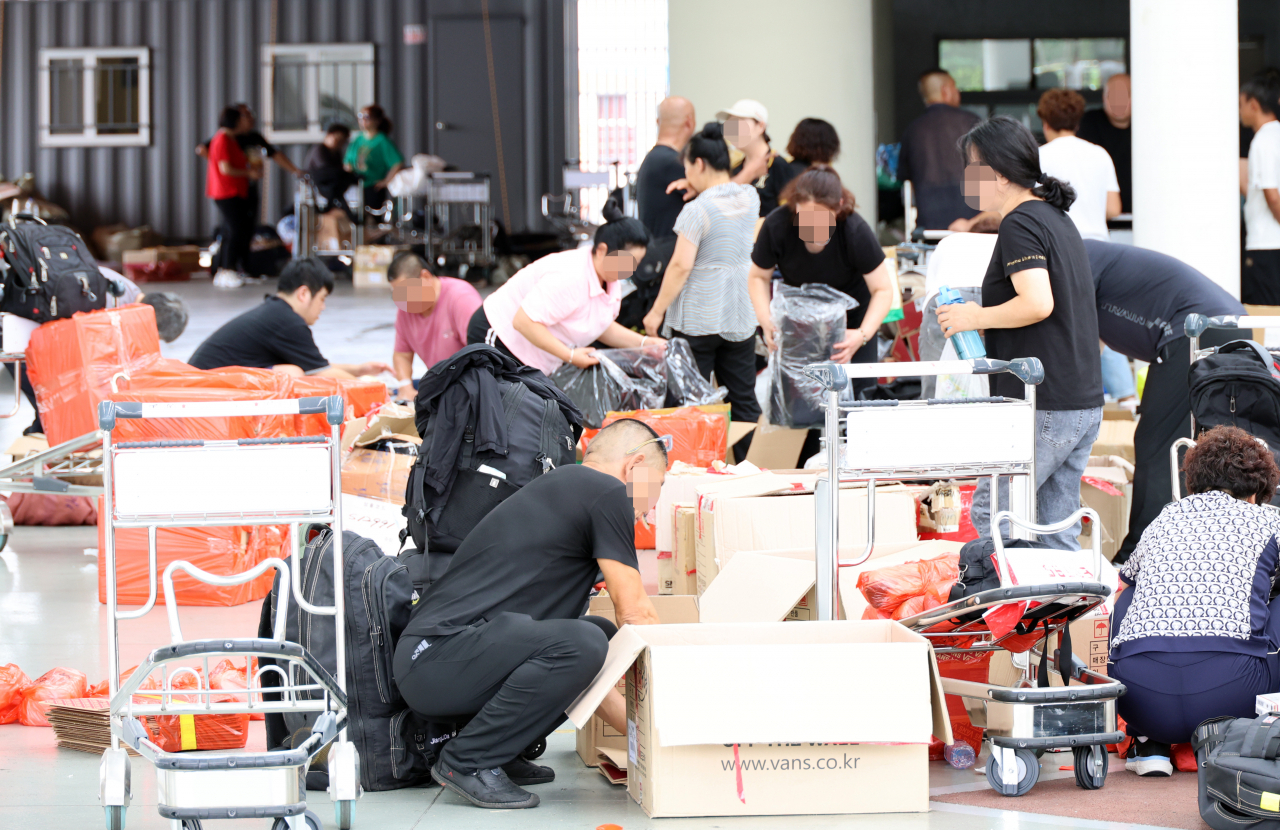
[393, 419, 665, 809]
[305, 123, 360, 220]
[1084, 240, 1245, 561]
[188, 256, 391, 378]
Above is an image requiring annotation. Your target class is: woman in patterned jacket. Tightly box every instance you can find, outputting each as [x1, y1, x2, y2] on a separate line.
[1110, 425, 1280, 777]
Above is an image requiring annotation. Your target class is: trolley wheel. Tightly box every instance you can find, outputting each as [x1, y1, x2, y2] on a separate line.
[335, 799, 355, 829]
[103, 805, 126, 830]
[0, 533, 9, 553]
[271, 810, 321, 830]
[521, 738, 547, 760]
[986, 747, 1040, 797]
[1074, 744, 1109, 790]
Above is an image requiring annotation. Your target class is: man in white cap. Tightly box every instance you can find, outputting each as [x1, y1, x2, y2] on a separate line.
[719, 98, 797, 215]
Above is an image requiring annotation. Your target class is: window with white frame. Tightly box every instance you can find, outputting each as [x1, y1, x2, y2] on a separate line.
[39, 47, 150, 147]
[261, 43, 375, 144]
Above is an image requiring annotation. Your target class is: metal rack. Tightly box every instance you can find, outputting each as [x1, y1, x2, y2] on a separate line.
[97, 395, 361, 830]
[422, 172, 493, 270]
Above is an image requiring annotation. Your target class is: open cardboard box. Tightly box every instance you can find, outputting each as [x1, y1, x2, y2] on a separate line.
[1080, 455, 1134, 562]
[567, 620, 950, 818]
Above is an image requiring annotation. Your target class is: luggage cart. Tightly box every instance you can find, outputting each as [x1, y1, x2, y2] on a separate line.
[97, 395, 361, 830]
[806, 358, 1125, 796]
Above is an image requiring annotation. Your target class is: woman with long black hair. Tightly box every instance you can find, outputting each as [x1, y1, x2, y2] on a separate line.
[936, 115, 1103, 549]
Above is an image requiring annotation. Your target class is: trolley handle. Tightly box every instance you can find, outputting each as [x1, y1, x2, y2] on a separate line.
[1185, 313, 1280, 337]
[803, 357, 1044, 391]
[991, 508, 1104, 590]
[162, 557, 292, 644]
[98, 395, 344, 431]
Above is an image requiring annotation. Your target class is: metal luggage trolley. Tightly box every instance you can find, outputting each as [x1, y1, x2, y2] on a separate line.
[96, 395, 361, 830]
[806, 358, 1126, 796]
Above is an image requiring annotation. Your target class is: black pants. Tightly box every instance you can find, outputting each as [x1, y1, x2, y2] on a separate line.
[1243, 249, 1280, 306]
[1116, 330, 1233, 562]
[671, 330, 761, 425]
[464, 306, 518, 360]
[392, 613, 614, 772]
[213, 196, 255, 273]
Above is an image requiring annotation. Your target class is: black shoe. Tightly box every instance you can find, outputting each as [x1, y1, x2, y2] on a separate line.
[502, 755, 555, 786]
[1125, 738, 1173, 777]
[431, 758, 540, 809]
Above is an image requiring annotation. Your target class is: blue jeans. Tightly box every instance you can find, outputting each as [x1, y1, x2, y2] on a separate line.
[1100, 346, 1136, 399]
[970, 406, 1103, 550]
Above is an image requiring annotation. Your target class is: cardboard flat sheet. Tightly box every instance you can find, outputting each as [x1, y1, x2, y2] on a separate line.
[698, 552, 816, 623]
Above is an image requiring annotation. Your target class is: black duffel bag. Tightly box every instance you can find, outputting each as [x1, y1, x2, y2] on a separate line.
[1194, 715, 1280, 829]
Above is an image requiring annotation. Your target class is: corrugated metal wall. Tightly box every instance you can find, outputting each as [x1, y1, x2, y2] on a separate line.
[0, 0, 569, 241]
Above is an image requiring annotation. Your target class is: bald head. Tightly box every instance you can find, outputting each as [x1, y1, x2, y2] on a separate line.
[657, 96, 696, 148]
[1103, 73, 1131, 128]
[919, 71, 959, 106]
[584, 419, 667, 470]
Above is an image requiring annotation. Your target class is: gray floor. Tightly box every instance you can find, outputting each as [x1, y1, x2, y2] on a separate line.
[0, 277, 1183, 829]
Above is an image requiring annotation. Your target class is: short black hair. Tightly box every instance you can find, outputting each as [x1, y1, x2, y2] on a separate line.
[683, 121, 731, 172]
[218, 105, 242, 131]
[325, 122, 351, 138]
[1242, 68, 1280, 118]
[277, 256, 335, 297]
[388, 251, 428, 281]
[141, 292, 189, 343]
[593, 192, 649, 253]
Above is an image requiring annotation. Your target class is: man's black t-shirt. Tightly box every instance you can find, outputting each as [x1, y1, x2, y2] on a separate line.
[898, 104, 982, 230]
[751, 206, 886, 329]
[982, 200, 1103, 410]
[402, 464, 639, 639]
[1085, 239, 1245, 363]
[1075, 111, 1131, 213]
[636, 145, 687, 240]
[188, 296, 329, 372]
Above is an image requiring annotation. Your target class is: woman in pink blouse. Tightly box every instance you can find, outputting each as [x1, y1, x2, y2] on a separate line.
[467, 205, 663, 374]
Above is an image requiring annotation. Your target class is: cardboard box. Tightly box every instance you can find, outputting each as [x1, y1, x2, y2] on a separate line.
[1245, 304, 1280, 346]
[340, 448, 414, 504]
[1091, 420, 1137, 465]
[1102, 401, 1137, 421]
[694, 483, 919, 594]
[669, 505, 698, 595]
[576, 595, 700, 774]
[354, 244, 410, 289]
[1080, 455, 1134, 562]
[340, 402, 419, 453]
[122, 245, 202, 272]
[567, 621, 950, 818]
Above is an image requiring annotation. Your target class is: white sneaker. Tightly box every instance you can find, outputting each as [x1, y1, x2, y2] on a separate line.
[213, 269, 244, 288]
[1125, 738, 1173, 777]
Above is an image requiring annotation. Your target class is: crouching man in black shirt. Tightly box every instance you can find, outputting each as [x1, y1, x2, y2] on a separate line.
[392, 418, 665, 809]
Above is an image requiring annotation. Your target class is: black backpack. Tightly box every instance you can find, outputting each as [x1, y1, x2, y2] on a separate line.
[1193, 715, 1280, 829]
[258, 528, 453, 792]
[615, 235, 675, 330]
[403, 359, 580, 556]
[0, 215, 108, 322]
[1190, 339, 1280, 454]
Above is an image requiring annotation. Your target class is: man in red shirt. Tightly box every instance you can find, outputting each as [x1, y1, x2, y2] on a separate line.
[207, 105, 260, 286]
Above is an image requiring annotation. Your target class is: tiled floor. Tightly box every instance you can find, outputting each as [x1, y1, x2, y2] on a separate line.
[0, 278, 1187, 829]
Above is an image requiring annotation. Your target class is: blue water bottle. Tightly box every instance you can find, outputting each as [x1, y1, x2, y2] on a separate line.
[936, 286, 986, 360]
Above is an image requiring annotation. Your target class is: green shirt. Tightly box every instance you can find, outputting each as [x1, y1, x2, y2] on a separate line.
[344, 131, 404, 185]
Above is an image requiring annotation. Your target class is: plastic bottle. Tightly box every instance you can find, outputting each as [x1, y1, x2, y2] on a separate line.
[936, 286, 987, 360]
[943, 740, 976, 769]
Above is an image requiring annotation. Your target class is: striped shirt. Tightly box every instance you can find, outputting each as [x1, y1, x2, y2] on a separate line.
[664, 182, 759, 340]
[1111, 490, 1280, 659]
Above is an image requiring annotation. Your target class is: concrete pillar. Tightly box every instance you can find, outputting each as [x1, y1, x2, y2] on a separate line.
[668, 0, 878, 225]
[1131, 0, 1240, 295]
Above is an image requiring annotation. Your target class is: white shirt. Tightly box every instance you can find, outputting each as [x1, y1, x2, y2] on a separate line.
[922, 232, 998, 307]
[1246, 120, 1280, 250]
[1038, 135, 1119, 242]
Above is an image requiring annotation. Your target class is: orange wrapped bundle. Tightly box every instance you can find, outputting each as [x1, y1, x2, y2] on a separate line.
[98, 503, 287, 606]
[26, 305, 162, 444]
[0, 663, 31, 724]
[586, 406, 728, 469]
[856, 561, 925, 613]
[108, 382, 294, 442]
[288, 375, 387, 436]
[140, 710, 250, 752]
[18, 667, 88, 726]
[919, 553, 961, 605]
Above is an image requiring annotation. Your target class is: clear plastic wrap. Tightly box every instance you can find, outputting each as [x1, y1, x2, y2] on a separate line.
[551, 340, 726, 429]
[767, 284, 859, 428]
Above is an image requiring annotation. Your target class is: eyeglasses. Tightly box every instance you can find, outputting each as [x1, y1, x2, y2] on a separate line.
[627, 434, 673, 455]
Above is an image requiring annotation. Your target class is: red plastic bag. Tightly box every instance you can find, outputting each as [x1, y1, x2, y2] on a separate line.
[0, 664, 31, 724]
[586, 406, 729, 469]
[929, 735, 946, 761]
[861, 605, 894, 620]
[26, 305, 163, 445]
[124, 261, 190, 283]
[140, 711, 250, 752]
[1173, 742, 1197, 772]
[856, 561, 925, 612]
[919, 554, 961, 605]
[209, 658, 264, 720]
[935, 651, 992, 750]
[18, 667, 88, 727]
[892, 595, 930, 620]
[3, 493, 97, 526]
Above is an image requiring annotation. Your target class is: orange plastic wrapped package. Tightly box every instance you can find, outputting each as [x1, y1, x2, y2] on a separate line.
[856, 561, 925, 613]
[26, 305, 163, 445]
[919, 554, 961, 605]
[587, 406, 728, 469]
[18, 667, 88, 726]
[98, 504, 286, 606]
[288, 375, 387, 436]
[861, 605, 893, 621]
[893, 594, 935, 621]
[0, 663, 31, 724]
[210, 658, 264, 720]
[140, 710, 250, 752]
[107, 387, 287, 442]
